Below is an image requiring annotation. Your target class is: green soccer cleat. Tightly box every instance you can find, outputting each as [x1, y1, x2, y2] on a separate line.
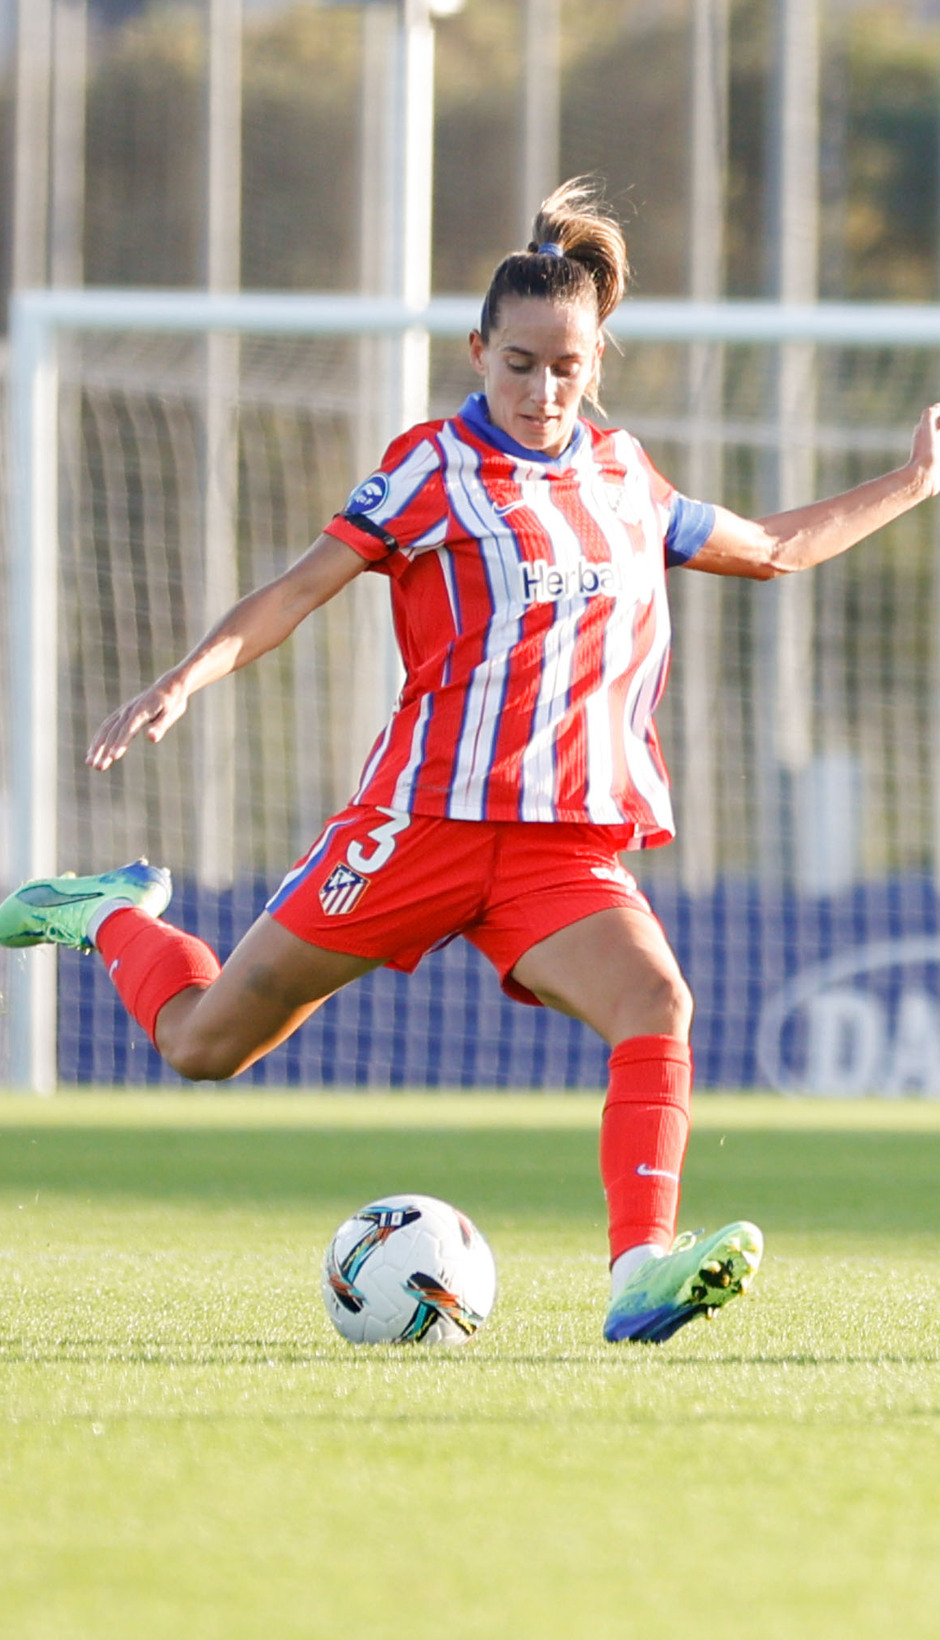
[0, 859, 172, 952]
[604, 1221, 763, 1344]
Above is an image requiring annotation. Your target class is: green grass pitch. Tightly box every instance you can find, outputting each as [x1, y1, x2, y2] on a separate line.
[2, 1090, 940, 1640]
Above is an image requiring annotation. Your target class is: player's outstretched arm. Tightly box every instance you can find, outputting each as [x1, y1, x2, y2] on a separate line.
[688, 402, 940, 581]
[87, 533, 366, 771]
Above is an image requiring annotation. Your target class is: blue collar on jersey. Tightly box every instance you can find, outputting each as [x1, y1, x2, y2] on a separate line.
[457, 392, 585, 468]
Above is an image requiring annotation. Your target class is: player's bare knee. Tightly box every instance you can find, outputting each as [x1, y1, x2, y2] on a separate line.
[669, 972, 695, 1038]
[625, 965, 693, 1040]
[159, 1027, 243, 1083]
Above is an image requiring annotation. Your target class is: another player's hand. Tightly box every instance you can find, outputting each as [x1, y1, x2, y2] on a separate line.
[909, 403, 940, 499]
[86, 672, 190, 771]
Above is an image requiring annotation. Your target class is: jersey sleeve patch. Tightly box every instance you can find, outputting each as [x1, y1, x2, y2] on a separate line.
[665, 495, 716, 567]
[345, 472, 391, 516]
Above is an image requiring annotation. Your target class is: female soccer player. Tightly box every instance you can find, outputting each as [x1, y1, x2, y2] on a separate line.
[3, 181, 939, 1343]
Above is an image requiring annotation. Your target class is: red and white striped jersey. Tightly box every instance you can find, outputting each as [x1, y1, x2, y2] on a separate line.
[324, 394, 713, 848]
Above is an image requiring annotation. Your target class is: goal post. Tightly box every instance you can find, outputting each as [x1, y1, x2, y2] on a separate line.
[6, 288, 940, 1094]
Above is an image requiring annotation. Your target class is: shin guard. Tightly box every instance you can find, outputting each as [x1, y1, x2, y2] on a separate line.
[600, 1034, 692, 1263]
[96, 908, 221, 1046]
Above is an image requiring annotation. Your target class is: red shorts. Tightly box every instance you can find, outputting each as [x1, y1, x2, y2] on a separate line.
[266, 805, 653, 1006]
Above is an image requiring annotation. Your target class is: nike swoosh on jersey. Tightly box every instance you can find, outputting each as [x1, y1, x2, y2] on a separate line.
[636, 1162, 681, 1181]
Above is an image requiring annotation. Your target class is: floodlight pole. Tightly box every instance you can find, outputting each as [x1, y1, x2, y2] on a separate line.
[199, 0, 243, 889]
[12, 0, 52, 291]
[356, 0, 438, 457]
[761, 0, 820, 887]
[7, 298, 60, 1095]
[519, 0, 561, 237]
[7, 0, 56, 1093]
[678, 0, 729, 895]
[341, 0, 444, 807]
[50, 0, 87, 290]
[389, 0, 438, 430]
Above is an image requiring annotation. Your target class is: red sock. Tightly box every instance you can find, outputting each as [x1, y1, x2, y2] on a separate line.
[600, 1034, 692, 1263]
[96, 908, 221, 1046]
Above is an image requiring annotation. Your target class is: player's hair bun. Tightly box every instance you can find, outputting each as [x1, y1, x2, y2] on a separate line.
[528, 178, 629, 323]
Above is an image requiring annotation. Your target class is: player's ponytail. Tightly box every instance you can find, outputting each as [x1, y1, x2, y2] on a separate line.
[478, 178, 628, 404]
[528, 178, 629, 324]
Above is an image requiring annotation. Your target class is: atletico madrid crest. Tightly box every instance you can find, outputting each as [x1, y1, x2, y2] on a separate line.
[318, 862, 369, 915]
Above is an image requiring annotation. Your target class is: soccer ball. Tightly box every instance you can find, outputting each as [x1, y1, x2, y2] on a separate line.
[322, 1193, 497, 1345]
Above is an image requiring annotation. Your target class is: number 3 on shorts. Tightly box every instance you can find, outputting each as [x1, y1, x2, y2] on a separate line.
[346, 809, 411, 875]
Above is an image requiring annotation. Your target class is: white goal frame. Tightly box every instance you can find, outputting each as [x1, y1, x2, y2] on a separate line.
[8, 287, 940, 1093]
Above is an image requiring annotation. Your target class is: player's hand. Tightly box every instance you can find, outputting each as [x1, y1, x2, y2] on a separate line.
[86, 672, 190, 771]
[908, 403, 940, 499]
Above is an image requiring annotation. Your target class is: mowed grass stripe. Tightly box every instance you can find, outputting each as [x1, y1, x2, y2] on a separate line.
[3, 1098, 940, 1239]
[5, 1089, 940, 1130]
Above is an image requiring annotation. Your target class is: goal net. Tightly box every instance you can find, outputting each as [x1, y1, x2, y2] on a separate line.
[4, 292, 940, 1094]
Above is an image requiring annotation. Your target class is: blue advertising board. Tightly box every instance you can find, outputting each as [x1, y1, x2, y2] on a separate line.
[57, 874, 940, 1094]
